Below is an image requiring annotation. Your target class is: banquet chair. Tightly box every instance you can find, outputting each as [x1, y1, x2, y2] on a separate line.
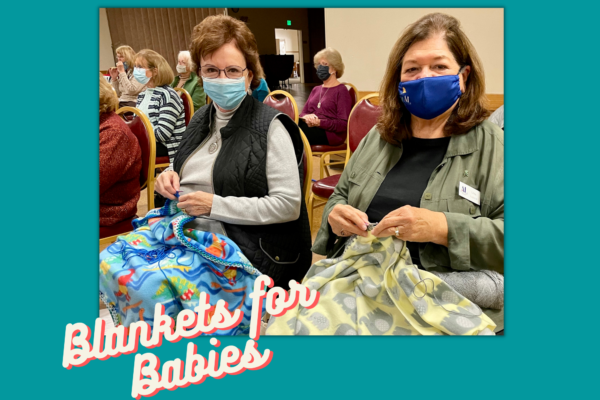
[263, 90, 299, 123]
[307, 93, 381, 230]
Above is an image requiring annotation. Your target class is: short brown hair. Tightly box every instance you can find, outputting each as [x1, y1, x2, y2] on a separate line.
[115, 45, 136, 68]
[377, 13, 490, 144]
[99, 73, 118, 115]
[135, 49, 174, 87]
[190, 15, 264, 89]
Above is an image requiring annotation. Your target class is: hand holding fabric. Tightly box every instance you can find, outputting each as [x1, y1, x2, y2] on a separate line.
[328, 204, 369, 237]
[371, 205, 448, 246]
[155, 170, 180, 200]
[109, 67, 118, 80]
[177, 191, 214, 216]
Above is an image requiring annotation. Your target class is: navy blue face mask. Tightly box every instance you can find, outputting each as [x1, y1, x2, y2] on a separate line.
[398, 67, 465, 120]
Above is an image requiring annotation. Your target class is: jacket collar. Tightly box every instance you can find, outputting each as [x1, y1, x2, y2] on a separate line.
[219, 94, 254, 139]
[444, 127, 480, 158]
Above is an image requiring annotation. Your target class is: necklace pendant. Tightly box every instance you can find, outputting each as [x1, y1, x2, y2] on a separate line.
[208, 142, 218, 154]
[317, 102, 321, 108]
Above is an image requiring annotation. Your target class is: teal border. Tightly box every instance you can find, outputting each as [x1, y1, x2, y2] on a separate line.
[3, 1, 598, 399]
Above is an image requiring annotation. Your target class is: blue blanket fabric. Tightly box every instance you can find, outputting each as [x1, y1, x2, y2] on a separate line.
[99, 199, 263, 335]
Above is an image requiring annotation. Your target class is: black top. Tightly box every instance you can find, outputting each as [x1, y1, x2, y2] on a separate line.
[366, 136, 450, 266]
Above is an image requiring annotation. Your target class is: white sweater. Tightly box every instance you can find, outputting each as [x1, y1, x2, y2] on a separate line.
[168, 103, 302, 235]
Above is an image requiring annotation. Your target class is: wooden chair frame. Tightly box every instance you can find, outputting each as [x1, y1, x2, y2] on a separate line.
[100, 107, 156, 248]
[308, 93, 380, 232]
[264, 90, 299, 123]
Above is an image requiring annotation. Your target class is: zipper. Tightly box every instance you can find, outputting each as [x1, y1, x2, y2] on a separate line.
[209, 149, 227, 236]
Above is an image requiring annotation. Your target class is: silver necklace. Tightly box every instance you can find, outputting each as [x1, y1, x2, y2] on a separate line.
[208, 133, 221, 154]
[318, 85, 331, 108]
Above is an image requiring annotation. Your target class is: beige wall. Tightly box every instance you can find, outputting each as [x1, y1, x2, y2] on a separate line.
[99, 8, 114, 71]
[325, 8, 504, 94]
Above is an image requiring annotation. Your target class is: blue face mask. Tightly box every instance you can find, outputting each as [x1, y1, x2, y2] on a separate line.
[123, 62, 128, 72]
[316, 65, 331, 81]
[398, 68, 464, 120]
[203, 77, 248, 110]
[133, 67, 150, 85]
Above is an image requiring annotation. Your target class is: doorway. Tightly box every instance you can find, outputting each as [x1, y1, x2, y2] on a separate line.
[274, 28, 304, 84]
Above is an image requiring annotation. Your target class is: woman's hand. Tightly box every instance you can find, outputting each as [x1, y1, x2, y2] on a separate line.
[109, 67, 118, 80]
[155, 170, 180, 200]
[371, 205, 448, 246]
[116, 61, 125, 74]
[303, 114, 320, 127]
[328, 204, 370, 237]
[177, 192, 214, 216]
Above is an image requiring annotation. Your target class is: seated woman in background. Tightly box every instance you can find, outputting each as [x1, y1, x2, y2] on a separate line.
[251, 78, 270, 102]
[171, 50, 206, 113]
[109, 45, 146, 108]
[155, 15, 312, 289]
[312, 13, 504, 318]
[134, 49, 186, 164]
[299, 48, 353, 146]
[99, 74, 142, 228]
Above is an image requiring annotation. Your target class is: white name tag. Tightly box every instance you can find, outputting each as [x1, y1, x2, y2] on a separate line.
[459, 181, 481, 205]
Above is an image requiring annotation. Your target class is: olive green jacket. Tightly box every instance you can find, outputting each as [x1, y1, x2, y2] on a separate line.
[312, 120, 504, 274]
[171, 72, 206, 114]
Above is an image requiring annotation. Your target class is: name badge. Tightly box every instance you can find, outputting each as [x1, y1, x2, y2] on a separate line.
[459, 181, 480, 205]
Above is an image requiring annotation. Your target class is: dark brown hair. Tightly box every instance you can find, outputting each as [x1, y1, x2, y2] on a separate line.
[190, 15, 264, 89]
[377, 13, 490, 144]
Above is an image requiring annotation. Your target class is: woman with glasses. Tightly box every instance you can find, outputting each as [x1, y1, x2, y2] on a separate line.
[133, 49, 186, 164]
[109, 45, 146, 108]
[171, 50, 206, 113]
[154, 15, 312, 289]
[298, 48, 353, 145]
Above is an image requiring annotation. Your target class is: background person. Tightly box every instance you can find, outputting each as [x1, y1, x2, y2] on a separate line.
[171, 50, 206, 113]
[99, 74, 142, 227]
[133, 49, 186, 163]
[298, 48, 353, 145]
[109, 45, 145, 108]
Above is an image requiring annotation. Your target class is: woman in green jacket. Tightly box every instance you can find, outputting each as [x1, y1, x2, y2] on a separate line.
[313, 13, 504, 275]
[171, 50, 207, 113]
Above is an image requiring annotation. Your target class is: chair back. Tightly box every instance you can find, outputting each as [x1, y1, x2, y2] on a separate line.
[298, 128, 313, 204]
[116, 107, 156, 208]
[341, 82, 359, 108]
[174, 87, 194, 126]
[263, 90, 299, 123]
[345, 93, 381, 165]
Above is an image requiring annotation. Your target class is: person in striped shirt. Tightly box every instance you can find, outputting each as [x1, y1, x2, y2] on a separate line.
[133, 49, 186, 163]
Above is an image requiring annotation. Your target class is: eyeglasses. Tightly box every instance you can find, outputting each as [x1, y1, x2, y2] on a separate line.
[200, 65, 247, 79]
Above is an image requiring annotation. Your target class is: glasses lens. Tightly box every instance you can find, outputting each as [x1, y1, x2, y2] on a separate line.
[201, 66, 219, 78]
[225, 66, 244, 79]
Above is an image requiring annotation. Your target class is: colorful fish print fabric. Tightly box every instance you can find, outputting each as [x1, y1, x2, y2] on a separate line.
[99, 200, 262, 335]
[266, 232, 496, 336]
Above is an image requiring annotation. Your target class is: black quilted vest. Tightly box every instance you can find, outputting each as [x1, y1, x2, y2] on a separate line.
[173, 95, 312, 289]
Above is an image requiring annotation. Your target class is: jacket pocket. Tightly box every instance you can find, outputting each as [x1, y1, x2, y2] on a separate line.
[259, 238, 300, 265]
[447, 198, 482, 217]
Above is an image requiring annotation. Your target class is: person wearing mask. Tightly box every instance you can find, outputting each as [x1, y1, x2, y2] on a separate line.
[99, 74, 142, 228]
[298, 48, 353, 145]
[133, 49, 186, 164]
[109, 45, 146, 108]
[171, 50, 206, 113]
[251, 78, 270, 102]
[154, 15, 312, 289]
